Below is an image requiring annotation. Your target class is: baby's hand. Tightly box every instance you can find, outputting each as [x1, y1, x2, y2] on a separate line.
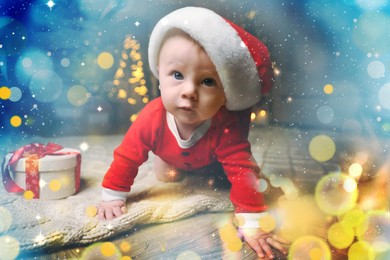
[98, 200, 127, 220]
[239, 228, 289, 259]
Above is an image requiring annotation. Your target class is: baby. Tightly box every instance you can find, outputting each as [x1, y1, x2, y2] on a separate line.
[98, 6, 288, 259]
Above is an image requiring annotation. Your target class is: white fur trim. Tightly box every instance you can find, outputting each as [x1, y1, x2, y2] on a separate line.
[101, 188, 127, 202]
[148, 6, 261, 111]
[235, 212, 269, 228]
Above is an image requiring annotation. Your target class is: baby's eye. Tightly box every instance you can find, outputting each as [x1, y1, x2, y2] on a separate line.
[202, 78, 216, 87]
[172, 71, 184, 80]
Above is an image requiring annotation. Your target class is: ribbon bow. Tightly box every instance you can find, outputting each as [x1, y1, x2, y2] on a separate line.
[2, 143, 80, 199]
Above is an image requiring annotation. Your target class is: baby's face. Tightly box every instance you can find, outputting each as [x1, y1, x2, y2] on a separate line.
[158, 35, 226, 130]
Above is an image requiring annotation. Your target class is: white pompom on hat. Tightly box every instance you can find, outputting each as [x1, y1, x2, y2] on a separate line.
[148, 6, 273, 111]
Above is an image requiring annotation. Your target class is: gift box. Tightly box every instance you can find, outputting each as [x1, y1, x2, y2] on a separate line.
[2, 143, 81, 200]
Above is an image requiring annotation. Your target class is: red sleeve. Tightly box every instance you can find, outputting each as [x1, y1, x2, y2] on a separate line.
[214, 110, 267, 213]
[102, 98, 164, 192]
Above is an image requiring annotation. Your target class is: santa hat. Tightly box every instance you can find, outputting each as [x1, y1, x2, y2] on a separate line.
[148, 6, 273, 111]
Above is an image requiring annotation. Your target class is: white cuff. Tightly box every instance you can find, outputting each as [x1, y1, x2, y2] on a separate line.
[235, 212, 269, 229]
[101, 188, 127, 202]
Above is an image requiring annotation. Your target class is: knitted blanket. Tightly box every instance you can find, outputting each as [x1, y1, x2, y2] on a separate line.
[0, 135, 234, 254]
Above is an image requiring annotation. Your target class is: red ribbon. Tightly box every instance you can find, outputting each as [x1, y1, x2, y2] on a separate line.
[1, 143, 81, 199]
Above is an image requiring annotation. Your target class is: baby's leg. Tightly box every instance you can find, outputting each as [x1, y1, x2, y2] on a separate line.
[154, 156, 184, 182]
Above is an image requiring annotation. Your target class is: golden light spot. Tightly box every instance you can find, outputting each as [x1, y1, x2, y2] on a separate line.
[23, 190, 34, 200]
[309, 135, 336, 162]
[288, 236, 331, 260]
[85, 205, 98, 217]
[128, 98, 136, 105]
[97, 52, 114, 70]
[227, 240, 243, 252]
[324, 84, 334, 94]
[120, 256, 132, 260]
[100, 242, 117, 257]
[315, 173, 358, 215]
[120, 241, 131, 253]
[130, 114, 137, 122]
[219, 223, 239, 244]
[10, 115, 22, 127]
[250, 112, 256, 121]
[49, 179, 61, 192]
[309, 247, 323, 260]
[259, 110, 267, 117]
[349, 163, 363, 178]
[117, 89, 127, 99]
[341, 209, 365, 230]
[259, 214, 277, 233]
[327, 222, 355, 249]
[0, 86, 11, 100]
[348, 241, 375, 260]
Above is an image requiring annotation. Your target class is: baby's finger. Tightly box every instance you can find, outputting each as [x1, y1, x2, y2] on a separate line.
[98, 208, 106, 221]
[272, 234, 290, 245]
[112, 206, 123, 218]
[105, 209, 114, 220]
[246, 237, 266, 258]
[259, 238, 274, 259]
[267, 238, 288, 255]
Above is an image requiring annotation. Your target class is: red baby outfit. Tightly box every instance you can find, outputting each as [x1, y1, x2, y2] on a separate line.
[102, 97, 267, 213]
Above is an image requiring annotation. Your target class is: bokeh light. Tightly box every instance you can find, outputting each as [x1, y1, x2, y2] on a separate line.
[81, 242, 122, 259]
[315, 173, 358, 215]
[15, 48, 53, 84]
[348, 163, 363, 178]
[288, 235, 331, 260]
[256, 178, 269, 192]
[356, 210, 390, 252]
[258, 213, 277, 233]
[355, 0, 388, 10]
[0, 207, 13, 233]
[348, 241, 375, 260]
[367, 60, 385, 79]
[98, 52, 115, 70]
[23, 190, 34, 200]
[316, 105, 334, 124]
[0, 86, 11, 100]
[378, 83, 390, 110]
[323, 84, 333, 94]
[327, 221, 355, 249]
[29, 69, 63, 103]
[119, 241, 131, 253]
[9, 87, 22, 102]
[10, 115, 22, 127]
[176, 250, 201, 260]
[85, 205, 98, 218]
[352, 11, 390, 54]
[218, 223, 242, 252]
[341, 208, 365, 231]
[48, 179, 61, 192]
[0, 236, 20, 260]
[67, 85, 89, 107]
[309, 135, 336, 162]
